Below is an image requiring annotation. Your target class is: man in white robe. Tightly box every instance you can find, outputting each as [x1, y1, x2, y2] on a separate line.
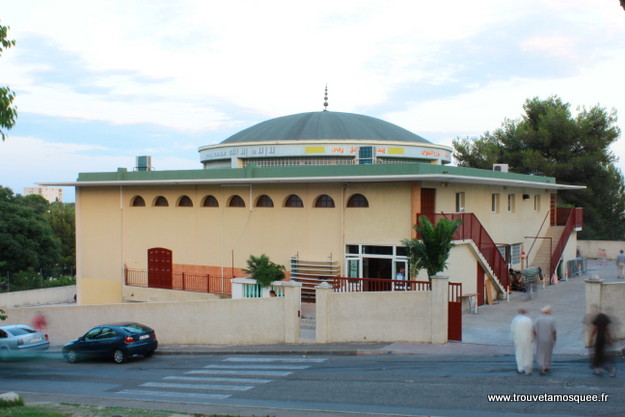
[534, 305, 557, 374]
[511, 308, 534, 374]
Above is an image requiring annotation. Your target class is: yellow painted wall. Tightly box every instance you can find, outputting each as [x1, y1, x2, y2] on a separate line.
[75, 187, 124, 304]
[445, 243, 478, 294]
[427, 182, 553, 267]
[75, 181, 569, 304]
[343, 183, 412, 245]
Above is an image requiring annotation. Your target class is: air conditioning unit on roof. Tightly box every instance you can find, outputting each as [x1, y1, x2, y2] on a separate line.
[493, 163, 509, 173]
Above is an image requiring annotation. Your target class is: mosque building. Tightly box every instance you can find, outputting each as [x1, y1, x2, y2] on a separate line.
[44, 91, 583, 306]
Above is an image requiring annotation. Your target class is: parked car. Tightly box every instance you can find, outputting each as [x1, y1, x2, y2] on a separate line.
[62, 322, 158, 364]
[0, 324, 50, 360]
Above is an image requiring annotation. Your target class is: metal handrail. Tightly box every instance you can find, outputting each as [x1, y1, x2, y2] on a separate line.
[419, 213, 510, 288]
[124, 267, 233, 295]
[525, 210, 551, 269]
[550, 208, 583, 277]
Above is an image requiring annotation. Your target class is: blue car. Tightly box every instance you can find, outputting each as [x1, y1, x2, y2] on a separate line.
[63, 322, 158, 364]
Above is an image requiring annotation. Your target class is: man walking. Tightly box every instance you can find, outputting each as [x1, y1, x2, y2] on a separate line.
[511, 308, 533, 374]
[534, 305, 557, 375]
[616, 250, 625, 278]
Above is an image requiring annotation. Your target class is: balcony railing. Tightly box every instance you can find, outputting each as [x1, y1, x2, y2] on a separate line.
[333, 277, 431, 292]
[125, 268, 233, 295]
[420, 213, 509, 289]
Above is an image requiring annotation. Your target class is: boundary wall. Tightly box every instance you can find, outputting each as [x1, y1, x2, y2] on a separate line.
[585, 277, 625, 345]
[0, 286, 76, 308]
[2, 283, 301, 346]
[315, 275, 449, 344]
[578, 240, 625, 260]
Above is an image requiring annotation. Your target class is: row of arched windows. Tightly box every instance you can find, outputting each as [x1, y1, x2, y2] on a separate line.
[131, 193, 370, 208]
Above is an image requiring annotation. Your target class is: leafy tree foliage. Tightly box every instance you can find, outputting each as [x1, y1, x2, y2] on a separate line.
[0, 187, 62, 285]
[0, 21, 17, 141]
[453, 96, 624, 240]
[243, 254, 286, 288]
[45, 202, 76, 271]
[402, 216, 462, 279]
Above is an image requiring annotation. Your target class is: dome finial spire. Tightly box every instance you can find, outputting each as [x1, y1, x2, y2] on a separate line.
[323, 84, 329, 111]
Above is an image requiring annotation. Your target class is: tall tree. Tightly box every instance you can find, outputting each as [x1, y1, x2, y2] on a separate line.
[0, 188, 61, 278]
[453, 96, 624, 240]
[0, 21, 17, 141]
[45, 202, 76, 272]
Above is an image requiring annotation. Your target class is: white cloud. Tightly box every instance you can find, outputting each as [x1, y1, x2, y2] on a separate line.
[1, 0, 624, 196]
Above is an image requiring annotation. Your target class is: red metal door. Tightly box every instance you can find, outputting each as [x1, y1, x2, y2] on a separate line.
[448, 282, 462, 341]
[148, 248, 173, 289]
[421, 188, 436, 213]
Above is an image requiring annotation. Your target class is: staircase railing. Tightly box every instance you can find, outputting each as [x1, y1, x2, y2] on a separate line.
[525, 210, 551, 269]
[550, 207, 583, 277]
[419, 213, 509, 288]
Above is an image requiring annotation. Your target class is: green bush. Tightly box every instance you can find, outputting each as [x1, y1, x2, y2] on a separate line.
[0, 396, 24, 408]
[243, 254, 286, 288]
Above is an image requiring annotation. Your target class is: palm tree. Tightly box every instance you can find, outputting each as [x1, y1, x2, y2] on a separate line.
[243, 254, 286, 288]
[402, 216, 462, 280]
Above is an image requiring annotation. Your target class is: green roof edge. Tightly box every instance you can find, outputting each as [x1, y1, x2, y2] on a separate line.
[77, 164, 556, 184]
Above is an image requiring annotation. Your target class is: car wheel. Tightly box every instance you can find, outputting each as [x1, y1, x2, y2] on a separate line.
[66, 350, 79, 363]
[0, 347, 10, 361]
[113, 349, 126, 364]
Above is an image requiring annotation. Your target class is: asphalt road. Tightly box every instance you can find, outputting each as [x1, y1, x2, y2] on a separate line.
[1, 353, 624, 417]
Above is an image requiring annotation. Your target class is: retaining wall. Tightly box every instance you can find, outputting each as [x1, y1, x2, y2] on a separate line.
[315, 275, 449, 344]
[0, 286, 76, 308]
[2, 283, 301, 346]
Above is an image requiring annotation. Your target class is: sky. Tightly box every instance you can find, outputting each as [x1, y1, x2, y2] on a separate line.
[1, 0, 624, 202]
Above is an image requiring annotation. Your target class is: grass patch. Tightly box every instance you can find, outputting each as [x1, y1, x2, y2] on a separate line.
[0, 402, 274, 417]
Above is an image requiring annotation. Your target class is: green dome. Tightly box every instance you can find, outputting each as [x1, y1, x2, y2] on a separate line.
[221, 111, 432, 144]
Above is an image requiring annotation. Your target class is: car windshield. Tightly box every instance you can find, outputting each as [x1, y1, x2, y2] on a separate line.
[122, 324, 150, 334]
[8, 327, 36, 336]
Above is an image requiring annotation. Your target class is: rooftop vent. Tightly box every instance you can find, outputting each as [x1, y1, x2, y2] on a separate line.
[493, 163, 509, 173]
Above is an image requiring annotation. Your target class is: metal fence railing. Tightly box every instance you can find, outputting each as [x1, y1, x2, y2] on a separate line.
[332, 277, 431, 292]
[124, 268, 233, 295]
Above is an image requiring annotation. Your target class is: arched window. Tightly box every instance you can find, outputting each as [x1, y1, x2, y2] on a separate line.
[255, 195, 274, 207]
[154, 196, 169, 207]
[347, 193, 369, 207]
[229, 195, 246, 207]
[178, 195, 193, 207]
[131, 196, 146, 207]
[284, 194, 303, 207]
[315, 194, 335, 208]
[202, 195, 219, 207]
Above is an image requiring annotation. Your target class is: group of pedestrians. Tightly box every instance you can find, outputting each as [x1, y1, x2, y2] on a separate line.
[511, 305, 617, 377]
[510, 306, 557, 375]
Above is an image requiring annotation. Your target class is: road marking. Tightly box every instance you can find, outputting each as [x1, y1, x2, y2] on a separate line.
[142, 381, 253, 391]
[187, 369, 293, 377]
[224, 357, 327, 363]
[117, 389, 230, 400]
[165, 375, 271, 384]
[204, 364, 310, 370]
[115, 356, 328, 403]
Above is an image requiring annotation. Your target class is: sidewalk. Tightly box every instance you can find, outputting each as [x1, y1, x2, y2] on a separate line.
[48, 259, 625, 358]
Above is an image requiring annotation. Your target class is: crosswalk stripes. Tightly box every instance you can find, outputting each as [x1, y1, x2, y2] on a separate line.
[116, 356, 327, 403]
